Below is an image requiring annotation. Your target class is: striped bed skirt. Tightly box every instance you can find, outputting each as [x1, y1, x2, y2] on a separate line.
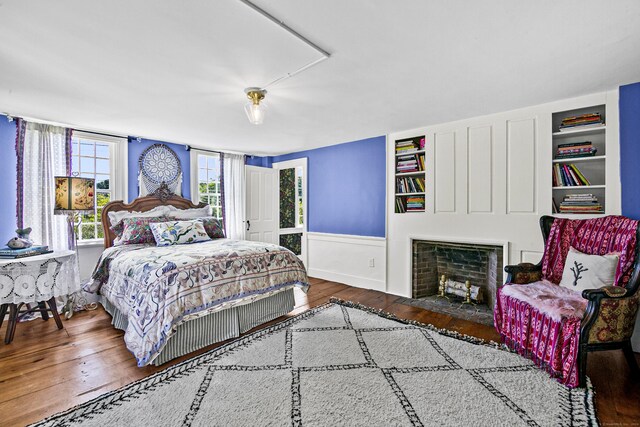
[101, 288, 296, 366]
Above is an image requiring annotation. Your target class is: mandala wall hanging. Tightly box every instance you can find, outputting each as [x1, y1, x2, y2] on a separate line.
[138, 144, 182, 196]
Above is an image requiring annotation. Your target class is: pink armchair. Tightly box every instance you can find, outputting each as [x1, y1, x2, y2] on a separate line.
[494, 215, 640, 388]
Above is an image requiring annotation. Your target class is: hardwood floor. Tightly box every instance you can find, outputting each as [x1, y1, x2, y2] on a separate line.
[0, 278, 638, 426]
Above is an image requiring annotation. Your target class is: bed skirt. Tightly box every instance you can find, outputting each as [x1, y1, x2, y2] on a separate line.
[101, 288, 296, 366]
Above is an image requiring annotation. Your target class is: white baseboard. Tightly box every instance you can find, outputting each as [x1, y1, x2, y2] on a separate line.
[307, 232, 386, 292]
[308, 268, 386, 291]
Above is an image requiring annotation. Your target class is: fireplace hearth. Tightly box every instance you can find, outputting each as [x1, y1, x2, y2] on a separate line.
[410, 239, 504, 325]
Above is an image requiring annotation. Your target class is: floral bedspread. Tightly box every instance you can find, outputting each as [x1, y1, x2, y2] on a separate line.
[86, 239, 309, 366]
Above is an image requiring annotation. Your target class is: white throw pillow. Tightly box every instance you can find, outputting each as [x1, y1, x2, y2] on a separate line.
[167, 205, 212, 219]
[150, 220, 211, 246]
[108, 206, 171, 226]
[559, 247, 620, 293]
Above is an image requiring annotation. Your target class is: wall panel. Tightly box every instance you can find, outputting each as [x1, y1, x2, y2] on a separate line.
[434, 132, 456, 213]
[507, 118, 536, 213]
[467, 125, 493, 213]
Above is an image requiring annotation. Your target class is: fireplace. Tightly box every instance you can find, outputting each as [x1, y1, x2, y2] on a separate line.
[408, 239, 505, 325]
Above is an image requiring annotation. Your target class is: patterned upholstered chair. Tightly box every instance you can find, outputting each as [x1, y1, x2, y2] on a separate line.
[494, 215, 640, 388]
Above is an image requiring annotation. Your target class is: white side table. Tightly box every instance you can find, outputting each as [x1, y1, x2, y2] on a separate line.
[0, 250, 80, 344]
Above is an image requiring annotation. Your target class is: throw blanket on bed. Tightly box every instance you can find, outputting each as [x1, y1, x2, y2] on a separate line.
[86, 239, 309, 366]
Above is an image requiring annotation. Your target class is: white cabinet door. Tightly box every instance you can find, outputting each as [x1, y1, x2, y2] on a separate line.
[245, 166, 278, 243]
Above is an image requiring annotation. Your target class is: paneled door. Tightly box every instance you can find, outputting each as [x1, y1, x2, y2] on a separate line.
[245, 166, 278, 243]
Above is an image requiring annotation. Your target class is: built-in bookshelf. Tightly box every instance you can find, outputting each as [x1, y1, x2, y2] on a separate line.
[551, 105, 606, 215]
[395, 136, 425, 213]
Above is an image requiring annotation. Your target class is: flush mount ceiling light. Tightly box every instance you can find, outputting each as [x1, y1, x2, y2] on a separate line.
[238, 0, 330, 125]
[244, 87, 267, 125]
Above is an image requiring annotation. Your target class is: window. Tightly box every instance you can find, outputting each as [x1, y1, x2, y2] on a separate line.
[71, 133, 124, 242]
[197, 154, 223, 219]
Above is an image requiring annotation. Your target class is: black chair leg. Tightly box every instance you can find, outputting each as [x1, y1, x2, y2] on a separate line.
[0, 304, 7, 330]
[5, 304, 18, 344]
[38, 301, 49, 320]
[46, 297, 64, 330]
[578, 345, 588, 388]
[622, 341, 640, 379]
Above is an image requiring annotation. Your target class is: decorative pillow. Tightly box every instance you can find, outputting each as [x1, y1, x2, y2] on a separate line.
[108, 206, 172, 228]
[167, 205, 212, 219]
[114, 216, 169, 246]
[150, 220, 212, 246]
[168, 216, 225, 239]
[559, 247, 620, 293]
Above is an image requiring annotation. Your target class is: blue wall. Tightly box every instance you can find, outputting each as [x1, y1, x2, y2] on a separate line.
[0, 116, 17, 244]
[127, 138, 191, 202]
[620, 82, 640, 220]
[246, 156, 272, 168]
[249, 136, 387, 238]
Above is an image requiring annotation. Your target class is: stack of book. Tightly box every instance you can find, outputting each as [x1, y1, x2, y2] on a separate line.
[555, 141, 597, 159]
[395, 140, 421, 155]
[553, 163, 590, 187]
[405, 196, 425, 212]
[558, 113, 604, 132]
[396, 154, 424, 173]
[396, 177, 425, 194]
[558, 194, 603, 214]
[0, 245, 52, 259]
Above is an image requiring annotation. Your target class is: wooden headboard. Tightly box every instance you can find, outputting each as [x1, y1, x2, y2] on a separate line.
[101, 184, 206, 248]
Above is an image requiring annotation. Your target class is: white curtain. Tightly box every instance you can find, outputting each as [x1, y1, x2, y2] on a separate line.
[22, 123, 70, 250]
[223, 153, 246, 240]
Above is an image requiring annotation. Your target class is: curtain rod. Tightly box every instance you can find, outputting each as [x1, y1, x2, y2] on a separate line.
[5, 113, 247, 157]
[185, 145, 222, 155]
[4, 113, 130, 140]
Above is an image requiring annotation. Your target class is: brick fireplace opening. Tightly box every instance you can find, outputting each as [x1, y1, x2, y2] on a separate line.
[408, 239, 505, 325]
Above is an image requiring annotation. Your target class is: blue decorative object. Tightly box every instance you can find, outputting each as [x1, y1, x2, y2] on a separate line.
[7, 227, 33, 249]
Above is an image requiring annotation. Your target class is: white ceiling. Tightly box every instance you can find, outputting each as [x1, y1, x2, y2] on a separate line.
[1, 0, 640, 155]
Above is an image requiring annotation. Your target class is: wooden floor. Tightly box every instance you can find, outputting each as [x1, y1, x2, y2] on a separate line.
[0, 278, 638, 426]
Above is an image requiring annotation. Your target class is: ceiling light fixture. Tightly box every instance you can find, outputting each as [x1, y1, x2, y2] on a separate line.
[244, 87, 267, 125]
[238, 0, 331, 125]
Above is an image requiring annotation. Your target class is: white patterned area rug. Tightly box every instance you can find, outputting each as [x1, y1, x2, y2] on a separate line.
[31, 300, 598, 427]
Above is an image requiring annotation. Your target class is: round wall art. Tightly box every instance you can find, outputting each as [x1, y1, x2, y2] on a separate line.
[138, 143, 182, 196]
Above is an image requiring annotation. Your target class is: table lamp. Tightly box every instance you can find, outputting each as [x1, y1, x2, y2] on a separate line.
[54, 175, 95, 250]
[54, 175, 96, 318]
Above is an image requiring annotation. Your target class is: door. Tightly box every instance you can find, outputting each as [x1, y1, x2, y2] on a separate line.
[245, 165, 278, 243]
[273, 159, 308, 267]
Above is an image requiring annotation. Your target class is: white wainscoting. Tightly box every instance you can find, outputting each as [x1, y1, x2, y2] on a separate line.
[306, 232, 386, 291]
[77, 243, 105, 283]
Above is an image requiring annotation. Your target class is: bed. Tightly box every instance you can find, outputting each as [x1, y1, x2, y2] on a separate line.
[87, 185, 309, 366]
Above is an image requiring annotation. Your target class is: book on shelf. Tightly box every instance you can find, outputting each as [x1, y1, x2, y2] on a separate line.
[558, 193, 603, 214]
[396, 153, 424, 173]
[395, 136, 426, 155]
[552, 163, 591, 187]
[395, 140, 419, 154]
[0, 245, 52, 259]
[396, 176, 425, 194]
[558, 113, 604, 132]
[405, 196, 425, 211]
[555, 151, 598, 160]
[558, 113, 603, 129]
[555, 141, 598, 159]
